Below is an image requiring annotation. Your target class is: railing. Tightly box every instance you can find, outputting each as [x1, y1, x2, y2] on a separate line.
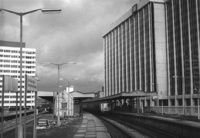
[144, 106, 200, 116]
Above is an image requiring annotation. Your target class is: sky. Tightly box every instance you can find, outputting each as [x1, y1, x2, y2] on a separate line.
[0, 0, 135, 92]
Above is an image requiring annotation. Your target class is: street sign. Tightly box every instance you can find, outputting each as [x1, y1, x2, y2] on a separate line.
[26, 75, 37, 91]
[4, 76, 18, 91]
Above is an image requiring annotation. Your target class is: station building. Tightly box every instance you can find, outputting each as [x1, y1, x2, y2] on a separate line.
[103, 0, 200, 115]
[0, 40, 36, 110]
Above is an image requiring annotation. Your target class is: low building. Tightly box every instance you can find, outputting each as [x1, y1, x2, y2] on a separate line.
[55, 86, 74, 118]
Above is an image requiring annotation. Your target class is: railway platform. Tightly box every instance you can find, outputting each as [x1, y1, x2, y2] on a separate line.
[73, 112, 111, 138]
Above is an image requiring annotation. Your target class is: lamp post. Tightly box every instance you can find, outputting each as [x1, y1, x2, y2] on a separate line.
[43, 62, 76, 126]
[33, 78, 40, 138]
[0, 8, 61, 138]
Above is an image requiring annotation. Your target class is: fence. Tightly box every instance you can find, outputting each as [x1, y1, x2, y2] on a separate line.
[144, 106, 200, 116]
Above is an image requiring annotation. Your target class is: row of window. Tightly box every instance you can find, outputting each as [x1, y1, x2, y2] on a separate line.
[0, 96, 34, 98]
[0, 85, 34, 89]
[0, 49, 35, 54]
[0, 60, 35, 64]
[0, 101, 34, 103]
[0, 75, 35, 80]
[0, 65, 35, 68]
[0, 55, 35, 58]
[0, 91, 34, 94]
[1, 65, 35, 69]
[0, 70, 35, 74]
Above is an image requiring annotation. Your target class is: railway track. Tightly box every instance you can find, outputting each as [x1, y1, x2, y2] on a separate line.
[0, 111, 47, 133]
[97, 114, 177, 138]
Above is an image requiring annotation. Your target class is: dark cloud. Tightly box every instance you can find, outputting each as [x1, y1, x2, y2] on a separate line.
[1, 0, 135, 92]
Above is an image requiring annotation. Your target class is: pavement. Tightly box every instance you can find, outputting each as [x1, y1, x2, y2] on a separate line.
[73, 113, 111, 138]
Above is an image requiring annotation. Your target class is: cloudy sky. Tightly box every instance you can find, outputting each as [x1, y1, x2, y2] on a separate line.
[0, 0, 135, 92]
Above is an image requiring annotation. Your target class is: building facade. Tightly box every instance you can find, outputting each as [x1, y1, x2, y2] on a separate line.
[55, 86, 74, 118]
[0, 40, 36, 109]
[165, 0, 200, 107]
[103, 0, 200, 114]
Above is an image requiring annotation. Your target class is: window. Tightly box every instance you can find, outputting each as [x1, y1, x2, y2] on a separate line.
[11, 60, 18, 63]
[4, 65, 10, 67]
[11, 70, 17, 73]
[11, 65, 18, 68]
[4, 70, 10, 73]
[4, 60, 10, 62]
[11, 50, 18, 53]
[4, 55, 10, 57]
[11, 55, 18, 58]
[4, 50, 10, 52]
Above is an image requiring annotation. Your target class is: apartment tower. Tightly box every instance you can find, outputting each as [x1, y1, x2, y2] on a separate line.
[0, 40, 36, 110]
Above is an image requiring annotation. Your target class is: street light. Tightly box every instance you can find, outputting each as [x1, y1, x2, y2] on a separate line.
[43, 62, 76, 126]
[0, 8, 61, 138]
[33, 78, 40, 138]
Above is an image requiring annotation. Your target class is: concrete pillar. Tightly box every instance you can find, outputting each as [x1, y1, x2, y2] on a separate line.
[112, 100, 115, 111]
[137, 98, 140, 113]
[150, 96, 153, 106]
[144, 97, 147, 107]
[140, 99, 144, 113]
[130, 98, 134, 112]
[168, 98, 171, 106]
[119, 99, 122, 107]
[124, 98, 127, 111]
[119, 99, 122, 111]
[80, 98, 83, 116]
[109, 100, 112, 111]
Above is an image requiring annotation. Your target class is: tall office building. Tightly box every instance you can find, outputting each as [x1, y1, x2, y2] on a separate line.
[103, 0, 200, 108]
[166, 0, 200, 107]
[0, 40, 36, 109]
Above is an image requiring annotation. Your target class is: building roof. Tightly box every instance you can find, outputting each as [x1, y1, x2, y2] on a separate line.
[38, 91, 54, 97]
[0, 40, 25, 48]
[70, 91, 95, 98]
[103, 0, 165, 37]
[83, 91, 157, 103]
[70, 91, 95, 94]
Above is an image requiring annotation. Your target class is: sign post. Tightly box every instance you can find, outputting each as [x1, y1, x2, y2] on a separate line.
[25, 75, 37, 138]
[0, 75, 18, 138]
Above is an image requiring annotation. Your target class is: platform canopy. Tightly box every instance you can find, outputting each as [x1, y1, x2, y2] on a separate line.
[70, 91, 95, 99]
[37, 91, 54, 102]
[83, 91, 157, 103]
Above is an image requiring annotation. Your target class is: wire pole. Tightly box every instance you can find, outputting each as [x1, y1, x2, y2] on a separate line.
[33, 91, 37, 138]
[57, 65, 61, 126]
